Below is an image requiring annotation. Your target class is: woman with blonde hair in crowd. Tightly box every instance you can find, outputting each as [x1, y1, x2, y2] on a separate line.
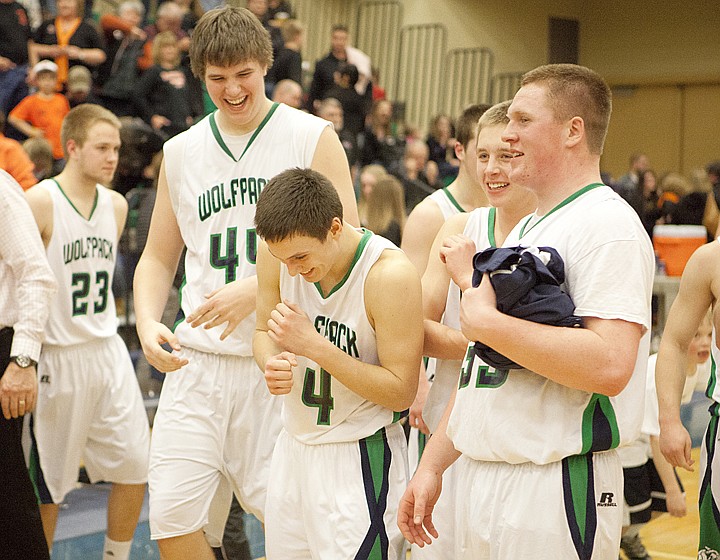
[357, 163, 389, 222]
[361, 175, 406, 246]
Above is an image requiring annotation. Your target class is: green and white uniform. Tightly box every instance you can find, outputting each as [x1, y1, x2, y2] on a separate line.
[698, 320, 720, 558]
[149, 103, 330, 538]
[421, 187, 467, 431]
[408, 187, 466, 468]
[412, 206, 496, 560]
[32, 179, 149, 504]
[448, 185, 654, 559]
[265, 230, 408, 559]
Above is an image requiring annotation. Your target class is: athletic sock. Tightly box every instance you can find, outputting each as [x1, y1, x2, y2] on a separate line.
[623, 524, 641, 539]
[103, 536, 132, 560]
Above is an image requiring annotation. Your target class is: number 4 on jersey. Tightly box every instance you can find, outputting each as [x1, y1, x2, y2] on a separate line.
[210, 227, 258, 283]
[302, 367, 334, 425]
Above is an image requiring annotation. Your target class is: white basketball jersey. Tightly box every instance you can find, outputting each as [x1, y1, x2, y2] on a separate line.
[279, 230, 402, 444]
[424, 207, 496, 433]
[448, 185, 654, 464]
[426, 187, 465, 220]
[38, 179, 118, 346]
[164, 103, 329, 356]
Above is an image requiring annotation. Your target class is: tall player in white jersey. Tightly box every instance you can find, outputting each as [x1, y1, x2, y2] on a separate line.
[253, 168, 423, 559]
[402, 104, 489, 441]
[132, 7, 358, 560]
[25, 104, 150, 560]
[656, 239, 720, 557]
[411, 101, 536, 560]
[400, 64, 654, 559]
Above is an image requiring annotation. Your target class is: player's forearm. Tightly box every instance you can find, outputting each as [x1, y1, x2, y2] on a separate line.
[252, 330, 280, 372]
[416, 390, 461, 475]
[133, 253, 176, 325]
[308, 339, 418, 410]
[423, 319, 468, 360]
[656, 342, 690, 425]
[463, 307, 637, 396]
[650, 435, 683, 495]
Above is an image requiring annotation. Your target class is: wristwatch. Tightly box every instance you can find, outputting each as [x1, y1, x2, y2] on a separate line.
[11, 354, 37, 368]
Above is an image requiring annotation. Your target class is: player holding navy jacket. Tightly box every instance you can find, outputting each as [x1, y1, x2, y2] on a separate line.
[399, 64, 654, 559]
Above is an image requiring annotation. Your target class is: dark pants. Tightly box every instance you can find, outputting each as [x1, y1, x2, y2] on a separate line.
[0, 328, 49, 560]
[223, 496, 252, 560]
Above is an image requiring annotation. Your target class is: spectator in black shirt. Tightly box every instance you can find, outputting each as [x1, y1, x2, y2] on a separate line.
[307, 24, 349, 112]
[0, 0, 35, 123]
[96, 0, 146, 117]
[33, 0, 106, 91]
[323, 62, 368, 140]
[134, 30, 197, 139]
[266, 18, 303, 96]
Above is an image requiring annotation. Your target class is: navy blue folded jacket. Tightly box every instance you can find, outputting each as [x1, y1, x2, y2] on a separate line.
[470, 245, 584, 370]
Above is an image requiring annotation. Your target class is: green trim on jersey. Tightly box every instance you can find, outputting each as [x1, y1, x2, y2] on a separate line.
[519, 182, 604, 239]
[314, 229, 373, 299]
[209, 102, 280, 162]
[698, 405, 720, 555]
[442, 187, 465, 213]
[172, 275, 187, 333]
[487, 206, 497, 248]
[52, 178, 99, 221]
[580, 394, 620, 454]
[707, 352, 717, 400]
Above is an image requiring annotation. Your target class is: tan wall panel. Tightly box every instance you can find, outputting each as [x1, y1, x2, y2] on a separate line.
[602, 86, 682, 181]
[683, 85, 720, 174]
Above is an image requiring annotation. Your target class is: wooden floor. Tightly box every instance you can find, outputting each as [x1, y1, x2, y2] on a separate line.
[622, 447, 701, 560]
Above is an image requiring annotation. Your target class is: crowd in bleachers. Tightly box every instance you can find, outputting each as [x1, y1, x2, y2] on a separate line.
[1, 0, 500, 229]
[4, 0, 720, 255]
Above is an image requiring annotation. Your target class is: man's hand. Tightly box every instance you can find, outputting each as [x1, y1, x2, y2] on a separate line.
[186, 276, 256, 340]
[0, 363, 37, 419]
[0, 56, 16, 71]
[151, 115, 171, 130]
[440, 234, 476, 292]
[264, 351, 297, 395]
[267, 301, 320, 356]
[665, 487, 687, 517]
[397, 466, 442, 547]
[659, 421, 695, 472]
[459, 273, 498, 340]
[137, 318, 188, 373]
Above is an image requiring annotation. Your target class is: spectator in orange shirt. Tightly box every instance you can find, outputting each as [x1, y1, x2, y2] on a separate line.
[8, 60, 70, 171]
[0, 111, 37, 190]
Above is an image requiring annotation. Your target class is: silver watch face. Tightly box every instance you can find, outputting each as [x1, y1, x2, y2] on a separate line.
[14, 355, 33, 368]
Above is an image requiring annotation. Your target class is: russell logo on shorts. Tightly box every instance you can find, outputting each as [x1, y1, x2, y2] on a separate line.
[596, 492, 618, 507]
